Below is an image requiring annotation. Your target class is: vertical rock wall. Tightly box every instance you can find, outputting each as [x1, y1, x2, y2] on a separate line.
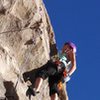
[0, 0, 67, 100]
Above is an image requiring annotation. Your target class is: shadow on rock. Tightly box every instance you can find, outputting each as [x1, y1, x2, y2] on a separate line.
[24, 39, 35, 45]
[3, 81, 19, 100]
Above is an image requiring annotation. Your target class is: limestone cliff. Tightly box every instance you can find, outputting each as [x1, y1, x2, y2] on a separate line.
[0, 0, 68, 100]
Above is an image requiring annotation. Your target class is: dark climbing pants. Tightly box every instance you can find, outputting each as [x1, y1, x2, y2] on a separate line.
[37, 60, 64, 96]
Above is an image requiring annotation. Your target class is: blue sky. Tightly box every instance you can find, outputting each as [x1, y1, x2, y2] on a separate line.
[44, 0, 100, 100]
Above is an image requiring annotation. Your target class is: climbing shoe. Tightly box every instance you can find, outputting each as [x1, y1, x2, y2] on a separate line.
[26, 86, 39, 96]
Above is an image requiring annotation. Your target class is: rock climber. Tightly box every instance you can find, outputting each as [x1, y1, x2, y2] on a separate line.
[26, 42, 77, 100]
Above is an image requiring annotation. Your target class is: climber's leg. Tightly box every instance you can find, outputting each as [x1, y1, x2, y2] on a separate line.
[49, 81, 59, 100]
[26, 77, 43, 96]
[34, 77, 43, 92]
[50, 93, 58, 100]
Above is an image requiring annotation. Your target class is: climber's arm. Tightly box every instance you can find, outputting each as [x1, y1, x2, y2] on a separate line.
[67, 51, 76, 76]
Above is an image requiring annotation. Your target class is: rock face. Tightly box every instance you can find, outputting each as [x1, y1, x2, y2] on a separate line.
[0, 0, 67, 100]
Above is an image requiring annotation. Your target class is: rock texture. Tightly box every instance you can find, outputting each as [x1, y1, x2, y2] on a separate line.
[0, 0, 68, 100]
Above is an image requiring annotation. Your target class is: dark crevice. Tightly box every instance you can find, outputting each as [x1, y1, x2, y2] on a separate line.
[0, 7, 6, 15]
[24, 39, 36, 45]
[30, 19, 42, 30]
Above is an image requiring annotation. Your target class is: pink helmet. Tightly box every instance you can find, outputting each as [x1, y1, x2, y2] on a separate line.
[64, 42, 77, 53]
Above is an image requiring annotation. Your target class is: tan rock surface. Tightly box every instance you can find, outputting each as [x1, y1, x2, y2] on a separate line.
[0, 0, 68, 100]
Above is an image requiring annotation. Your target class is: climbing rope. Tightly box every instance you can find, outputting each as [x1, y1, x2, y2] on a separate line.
[0, 27, 30, 35]
[14, 49, 34, 89]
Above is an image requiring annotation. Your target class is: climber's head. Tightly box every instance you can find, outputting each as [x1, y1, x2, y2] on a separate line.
[62, 42, 77, 53]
